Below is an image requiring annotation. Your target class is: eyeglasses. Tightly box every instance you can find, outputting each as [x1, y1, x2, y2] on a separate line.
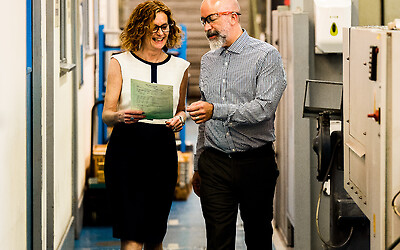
[200, 11, 241, 26]
[151, 23, 170, 33]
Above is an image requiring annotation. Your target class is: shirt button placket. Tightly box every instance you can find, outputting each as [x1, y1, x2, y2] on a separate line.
[222, 51, 228, 102]
[222, 78, 226, 101]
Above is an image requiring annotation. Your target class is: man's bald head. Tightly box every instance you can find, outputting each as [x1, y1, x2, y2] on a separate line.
[201, 0, 240, 14]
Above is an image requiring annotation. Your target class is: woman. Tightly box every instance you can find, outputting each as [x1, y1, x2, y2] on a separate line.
[102, 1, 189, 249]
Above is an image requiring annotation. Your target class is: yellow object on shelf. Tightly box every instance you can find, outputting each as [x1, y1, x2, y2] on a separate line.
[92, 144, 107, 183]
[174, 151, 194, 200]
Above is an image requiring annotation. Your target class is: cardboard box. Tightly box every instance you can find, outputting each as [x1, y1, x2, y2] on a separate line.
[174, 151, 194, 200]
[92, 144, 107, 183]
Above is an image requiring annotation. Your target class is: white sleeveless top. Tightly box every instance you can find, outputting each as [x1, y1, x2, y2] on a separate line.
[111, 51, 190, 124]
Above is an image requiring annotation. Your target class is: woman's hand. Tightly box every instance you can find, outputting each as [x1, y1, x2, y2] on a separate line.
[165, 115, 185, 132]
[118, 110, 146, 124]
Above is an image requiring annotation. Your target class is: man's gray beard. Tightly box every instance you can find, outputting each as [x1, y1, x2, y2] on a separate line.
[208, 36, 225, 50]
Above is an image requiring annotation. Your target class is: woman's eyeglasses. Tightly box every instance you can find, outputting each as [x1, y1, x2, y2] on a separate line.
[200, 11, 241, 26]
[151, 24, 170, 33]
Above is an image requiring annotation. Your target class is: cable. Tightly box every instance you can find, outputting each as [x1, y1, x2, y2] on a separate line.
[315, 139, 354, 248]
[392, 189, 400, 217]
[387, 236, 400, 250]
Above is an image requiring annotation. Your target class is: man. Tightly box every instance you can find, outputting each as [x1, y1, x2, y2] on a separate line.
[186, 0, 287, 249]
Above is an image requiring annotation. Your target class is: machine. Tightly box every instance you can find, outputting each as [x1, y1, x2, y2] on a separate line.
[303, 80, 370, 249]
[343, 27, 400, 249]
[302, 26, 400, 249]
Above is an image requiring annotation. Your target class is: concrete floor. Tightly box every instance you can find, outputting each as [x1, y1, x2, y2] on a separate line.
[74, 189, 247, 249]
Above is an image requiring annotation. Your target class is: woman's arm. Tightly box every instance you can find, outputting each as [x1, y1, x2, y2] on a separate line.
[176, 68, 189, 119]
[165, 68, 189, 131]
[102, 58, 123, 127]
[102, 58, 145, 127]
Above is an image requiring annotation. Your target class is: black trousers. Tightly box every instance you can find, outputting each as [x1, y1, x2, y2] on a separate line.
[198, 143, 279, 250]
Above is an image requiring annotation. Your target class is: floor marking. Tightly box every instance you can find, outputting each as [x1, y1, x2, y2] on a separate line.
[166, 243, 180, 249]
[168, 219, 180, 225]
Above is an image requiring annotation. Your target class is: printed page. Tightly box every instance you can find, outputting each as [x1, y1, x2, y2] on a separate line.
[131, 79, 173, 119]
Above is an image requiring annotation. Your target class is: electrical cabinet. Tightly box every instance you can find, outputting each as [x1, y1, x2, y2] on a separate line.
[272, 10, 310, 248]
[343, 27, 400, 249]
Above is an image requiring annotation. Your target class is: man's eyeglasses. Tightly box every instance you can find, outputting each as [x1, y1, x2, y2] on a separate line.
[200, 11, 241, 26]
[151, 23, 170, 33]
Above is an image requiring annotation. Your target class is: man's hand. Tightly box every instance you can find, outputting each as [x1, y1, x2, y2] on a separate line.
[192, 171, 201, 197]
[187, 101, 214, 124]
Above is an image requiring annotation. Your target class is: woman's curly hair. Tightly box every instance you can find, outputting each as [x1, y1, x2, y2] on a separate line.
[120, 0, 182, 52]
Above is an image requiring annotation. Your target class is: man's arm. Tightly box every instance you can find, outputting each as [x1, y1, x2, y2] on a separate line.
[193, 122, 205, 172]
[192, 121, 205, 197]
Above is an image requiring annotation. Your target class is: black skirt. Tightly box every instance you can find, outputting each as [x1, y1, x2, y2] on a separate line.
[104, 122, 178, 243]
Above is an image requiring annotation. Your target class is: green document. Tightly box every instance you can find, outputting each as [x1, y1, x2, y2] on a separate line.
[131, 79, 173, 119]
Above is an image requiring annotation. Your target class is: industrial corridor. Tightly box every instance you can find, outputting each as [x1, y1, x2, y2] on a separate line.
[1, 0, 400, 249]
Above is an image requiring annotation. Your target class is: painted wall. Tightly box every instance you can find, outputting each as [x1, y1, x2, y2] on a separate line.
[0, 0, 97, 248]
[54, 67, 74, 246]
[357, 0, 399, 26]
[38, 0, 94, 247]
[77, 63, 95, 200]
[53, 0, 74, 246]
[385, 0, 400, 24]
[0, 0, 27, 249]
[359, 0, 380, 25]
[40, 0, 48, 246]
[78, 0, 96, 208]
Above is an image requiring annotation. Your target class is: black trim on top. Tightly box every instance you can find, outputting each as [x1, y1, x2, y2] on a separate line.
[130, 52, 171, 83]
[151, 64, 157, 83]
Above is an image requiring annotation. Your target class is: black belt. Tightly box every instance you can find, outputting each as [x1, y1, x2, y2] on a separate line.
[206, 142, 273, 159]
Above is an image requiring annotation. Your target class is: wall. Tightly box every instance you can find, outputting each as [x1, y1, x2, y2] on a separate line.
[77, 63, 95, 205]
[49, 0, 76, 246]
[35, 0, 94, 247]
[0, 0, 98, 248]
[51, 0, 74, 246]
[385, 0, 400, 24]
[357, 0, 399, 26]
[359, 0, 380, 25]
[54, 47, 74, 250]
[77, 0, 96, 221]
[0, 0, 27, 249]
[54, 0, 95, 246]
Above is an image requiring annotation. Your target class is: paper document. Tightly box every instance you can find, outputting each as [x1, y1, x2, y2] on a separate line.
[131, 79, 173, 119]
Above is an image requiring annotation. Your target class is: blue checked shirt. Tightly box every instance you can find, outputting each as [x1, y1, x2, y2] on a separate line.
[194, 30, 287, 171]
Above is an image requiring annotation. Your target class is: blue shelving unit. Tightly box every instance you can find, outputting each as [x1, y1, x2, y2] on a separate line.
[97, 25, 121, 144]
[168, 24, 188, 152]
[97, 24, 188, 152]
[26, 0, 33, 248]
